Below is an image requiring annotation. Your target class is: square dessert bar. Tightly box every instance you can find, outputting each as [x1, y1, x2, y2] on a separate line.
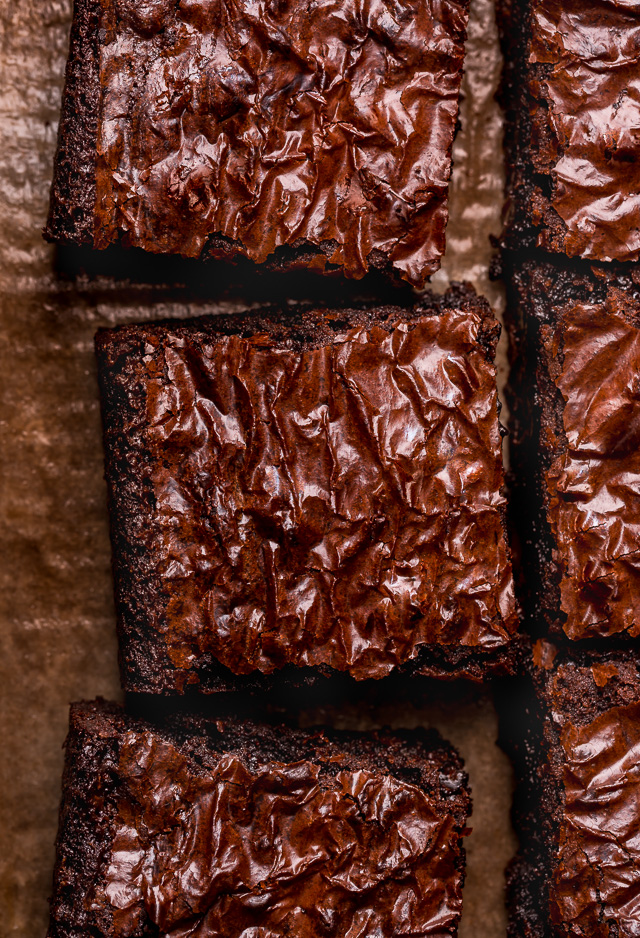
[505, 254, 640, 641]
[504, 644, 640, 938]
[96, 286, 519, 693]
[48, 699, 471, 938]
[498, 0, 640, 263]
[45, 0, 470, 287]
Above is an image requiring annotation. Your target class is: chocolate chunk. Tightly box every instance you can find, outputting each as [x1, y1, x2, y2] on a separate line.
[47, 699, 471, 938]
[45, 0, 470, 286]
[95, 287, 520, 693]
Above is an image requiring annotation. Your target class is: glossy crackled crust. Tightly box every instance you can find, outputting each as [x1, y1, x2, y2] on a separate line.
[96, 287, 520, 693]
[504, 251, 640, 641]
[497, 0, 640, 262]
[502, 645, 640, 938]
[45, 0, 470, 286]
[47, 699, 471, 938]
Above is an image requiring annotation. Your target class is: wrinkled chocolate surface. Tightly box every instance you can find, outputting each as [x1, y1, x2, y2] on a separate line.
[550, 678, 640, 936]
[528, 0, 640, 262]
[545, 296, 640, 639]
[94, 0, 469, 285]
[97, 729, 463, 938]
[132, 310, 516, 680]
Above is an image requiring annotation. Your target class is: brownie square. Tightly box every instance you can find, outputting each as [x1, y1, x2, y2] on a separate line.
[47, 699, 471, 938]
[498, 0, 640, 263]
[504, 253, 640, 641]
[44, 0, 470, 287]
[96, 286, 519, 693]
[503, 643, 640, 938]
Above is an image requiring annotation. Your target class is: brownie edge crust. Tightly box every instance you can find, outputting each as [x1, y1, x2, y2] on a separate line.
[47, 699, 471, 938]
[504, 251, 640, 642]
[497, 0, 640, 263]
[44, 0, 100, 246]
[96, 287, 521, 693]
[503, 644, 640, 938]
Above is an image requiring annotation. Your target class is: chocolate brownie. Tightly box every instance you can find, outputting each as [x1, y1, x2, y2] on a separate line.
[497, 0, 640, 263]
[501, 642, 640, 938]
[45, 0, 470, 287]
[504, 252, 640, 641]
[47, 699, 471, 938]
[96, 285, 520, 693]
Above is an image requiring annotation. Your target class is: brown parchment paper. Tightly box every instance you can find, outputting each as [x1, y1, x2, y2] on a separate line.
[0, 0, 516, 934]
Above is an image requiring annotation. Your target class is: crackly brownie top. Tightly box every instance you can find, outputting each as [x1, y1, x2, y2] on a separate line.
[542, 655, 640, 937]
[81, 714, 467, 937]
[93, 0, 469, 285]
[543, 287, 640, 639]
[527, 0, 640, 262]
[100, 302, 517, 684]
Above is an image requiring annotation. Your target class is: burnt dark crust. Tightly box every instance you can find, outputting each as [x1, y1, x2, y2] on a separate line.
[96, 286, 521, 693]
[47, 699, 471, 938]
[44, 0, 100, 246]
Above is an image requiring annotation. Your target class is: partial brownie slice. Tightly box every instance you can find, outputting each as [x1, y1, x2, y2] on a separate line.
[501, 643, 640, 938]
[48, 699, 471, 938]
[96, 286, 520, 693]
[504, 252, 640, 641]
[497, 0, 640, 263]
[44, 0, 470, 287]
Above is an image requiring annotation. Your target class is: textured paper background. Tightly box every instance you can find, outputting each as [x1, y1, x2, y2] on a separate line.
[0, 0, 516, 934]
